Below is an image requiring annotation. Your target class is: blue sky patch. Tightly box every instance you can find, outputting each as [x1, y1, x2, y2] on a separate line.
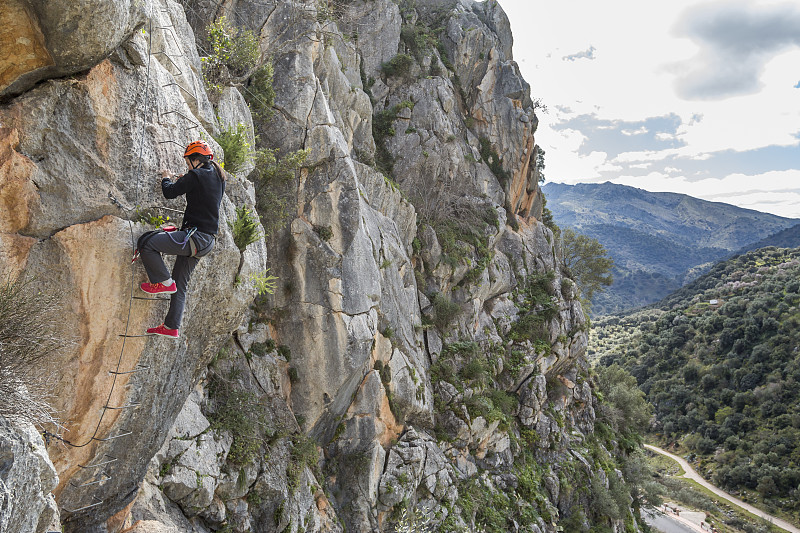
[597, 143, 800, 183]
[553, 113, 686, 158]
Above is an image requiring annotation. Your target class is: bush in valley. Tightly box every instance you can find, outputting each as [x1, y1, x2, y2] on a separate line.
[594, 247, 800, 512]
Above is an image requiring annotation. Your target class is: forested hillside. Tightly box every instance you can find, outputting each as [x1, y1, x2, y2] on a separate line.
[592, 247, 800, 523]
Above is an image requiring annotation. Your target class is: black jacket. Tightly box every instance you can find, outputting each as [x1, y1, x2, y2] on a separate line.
[162, 163, 225, 234]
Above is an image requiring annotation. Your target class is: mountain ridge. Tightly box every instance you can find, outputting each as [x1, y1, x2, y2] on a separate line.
[543, 181, 799, 314]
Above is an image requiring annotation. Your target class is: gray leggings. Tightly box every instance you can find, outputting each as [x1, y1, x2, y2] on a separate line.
[139, 230, 215, 329]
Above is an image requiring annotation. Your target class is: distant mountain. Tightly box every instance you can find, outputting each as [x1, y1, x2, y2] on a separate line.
[733, 222, 800, 256]
[542, 182, 799, 314]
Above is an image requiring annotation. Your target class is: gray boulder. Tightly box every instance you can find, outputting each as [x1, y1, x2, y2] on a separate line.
[0, 417, 59, 533]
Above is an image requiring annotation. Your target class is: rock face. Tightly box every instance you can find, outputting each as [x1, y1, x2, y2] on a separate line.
[0, 0, 643, 532]
[0, 417, 60, 533]
[0, 0, 147, 99]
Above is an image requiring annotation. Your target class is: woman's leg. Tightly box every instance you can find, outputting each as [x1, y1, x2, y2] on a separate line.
[164, 254, 200, 330]
[139, 232, 186, 283]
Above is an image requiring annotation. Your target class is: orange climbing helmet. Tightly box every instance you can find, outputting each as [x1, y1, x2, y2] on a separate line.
[184, 140, 214, 159]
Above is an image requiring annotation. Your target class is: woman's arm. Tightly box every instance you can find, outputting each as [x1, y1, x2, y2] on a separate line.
[162, 170, 196, 199]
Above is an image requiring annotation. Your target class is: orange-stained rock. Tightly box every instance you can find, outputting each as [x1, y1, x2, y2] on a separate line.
[45, 216, 153, 497]
[0, 232, 36, 280]
[106, 498, 136, 533]
[85, 60, 119, 161]
[0, 0, 54, 95]
[0, 127, 39, 233]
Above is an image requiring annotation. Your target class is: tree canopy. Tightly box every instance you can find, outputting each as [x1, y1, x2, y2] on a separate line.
[561, 227, 614, 302]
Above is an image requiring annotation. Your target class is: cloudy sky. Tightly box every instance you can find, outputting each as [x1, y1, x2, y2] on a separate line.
[500, 0, 800, 218]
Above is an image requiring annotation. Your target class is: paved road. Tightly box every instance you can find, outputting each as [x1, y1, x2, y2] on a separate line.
[645, 444, 800, 533]
[642, 508, 703, 533]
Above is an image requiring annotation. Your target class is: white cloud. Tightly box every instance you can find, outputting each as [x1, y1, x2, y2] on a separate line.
[503, 0, 800, 203]
[608, 169, 800, 217]
[621, 126, 649, 136]
[671, 0, 800, 100]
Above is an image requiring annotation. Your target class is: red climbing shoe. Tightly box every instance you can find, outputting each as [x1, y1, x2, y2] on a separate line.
[140, 281, 177, 294]
[147, 324, 179, 338]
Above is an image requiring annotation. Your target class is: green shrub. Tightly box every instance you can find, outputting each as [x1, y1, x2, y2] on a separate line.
[135, 208, 170, 227]
[286, 433, 320, 492]
[214, 123, 252, 174]
[509, 271, 558, 342]
[228, 205, 262, 251]
[243, 61, 276, 123]
[314, 225, 333, 242]
[208, 370, 266, 465]
[247, 270, 278, 296]
[460, 358, 488, 382]
[479, 137, 511, 183]
[250, 340, 275, 356]
[432, 293, 462, 330]
[252, 147, 310, 237]
[380, 53, 414, 78]
[202, 16, 261, 100]
[486, 389, 518, 416]
[277, 345, 291, 361]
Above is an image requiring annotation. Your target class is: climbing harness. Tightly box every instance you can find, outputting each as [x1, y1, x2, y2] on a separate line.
[132, 226, 198, 263]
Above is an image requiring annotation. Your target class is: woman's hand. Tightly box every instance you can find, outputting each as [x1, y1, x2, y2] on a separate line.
[160, 169, 175, 181]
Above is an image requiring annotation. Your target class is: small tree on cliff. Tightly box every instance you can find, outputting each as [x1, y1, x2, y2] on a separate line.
[560, 227, 613, 303]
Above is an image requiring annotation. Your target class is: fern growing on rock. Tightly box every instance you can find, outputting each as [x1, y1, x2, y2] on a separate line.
[228, 205, 262, 252]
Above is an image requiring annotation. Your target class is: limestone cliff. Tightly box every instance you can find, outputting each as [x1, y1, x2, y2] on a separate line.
[0, 0, 644, 532]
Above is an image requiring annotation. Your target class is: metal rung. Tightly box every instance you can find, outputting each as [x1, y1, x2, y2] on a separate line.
[162, 81, 197, 102]
[159, 140, 184, 147]
[150, 50, 183, 75]
[148, 205, 184, 214]
[63, 496, 103, 513]
[160, 110, 199, 128]
[103, 403, 140, 411]
[118, 334, 154, 338]
[109, 366, 149, 376]
[133, 296, 171, 301]
[92, 431, 132, 442]
[78, 455, 118, 469]
[70, 474, 111, 488]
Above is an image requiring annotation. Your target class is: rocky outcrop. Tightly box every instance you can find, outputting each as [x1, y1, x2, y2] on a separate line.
[0, 0, 147, 100]
[0, 0, 644, 531]
[0, 417, 60, 533]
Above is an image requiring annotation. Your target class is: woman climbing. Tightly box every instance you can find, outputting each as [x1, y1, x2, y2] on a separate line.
[138, 140, 226, 338]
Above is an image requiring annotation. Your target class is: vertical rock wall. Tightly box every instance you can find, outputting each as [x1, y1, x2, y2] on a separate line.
[0, 0, 267, 529]
[0, 0, 642, 532]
